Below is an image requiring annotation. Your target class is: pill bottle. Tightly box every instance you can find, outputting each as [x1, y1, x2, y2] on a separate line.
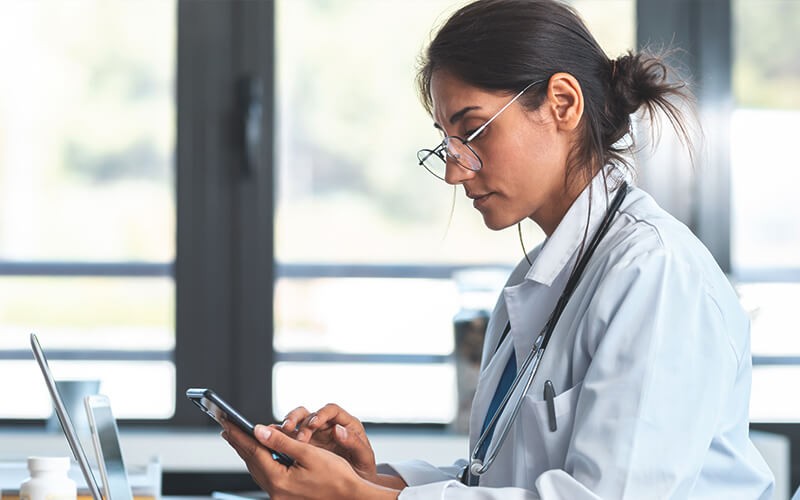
[19, 457, 77, 500]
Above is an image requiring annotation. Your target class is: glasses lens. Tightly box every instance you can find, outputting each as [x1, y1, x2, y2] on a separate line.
[444, 137, 481, 171]
[417, 148, 446, 180]
[417, 137, 481, 180]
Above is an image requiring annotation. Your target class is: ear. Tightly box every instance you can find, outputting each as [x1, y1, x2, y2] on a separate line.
[545, 72, 583, 132]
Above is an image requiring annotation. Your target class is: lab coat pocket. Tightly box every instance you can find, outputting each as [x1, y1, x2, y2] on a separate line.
[521, 381, 583, 471]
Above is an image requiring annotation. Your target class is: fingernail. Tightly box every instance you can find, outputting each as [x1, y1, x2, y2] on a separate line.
[281, 419, 293, 431]
[308, 414, 318, 425]
[255, 426, 272, 440]
[335, 424, 348, 439]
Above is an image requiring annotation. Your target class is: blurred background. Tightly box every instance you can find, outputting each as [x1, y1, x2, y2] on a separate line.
[0, 0, 798, 488]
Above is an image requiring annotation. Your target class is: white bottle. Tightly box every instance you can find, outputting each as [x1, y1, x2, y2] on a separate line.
[19, 457, 77, 500]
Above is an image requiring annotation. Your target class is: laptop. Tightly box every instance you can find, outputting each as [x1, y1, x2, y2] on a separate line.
[84, 394, 135, 500]
[30, 333, 134, 500]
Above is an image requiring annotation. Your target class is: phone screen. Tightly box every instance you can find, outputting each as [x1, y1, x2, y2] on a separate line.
[200, 396, 255, 434]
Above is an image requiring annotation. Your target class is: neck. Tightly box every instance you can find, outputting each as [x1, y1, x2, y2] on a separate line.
[532, 173, 593, 237]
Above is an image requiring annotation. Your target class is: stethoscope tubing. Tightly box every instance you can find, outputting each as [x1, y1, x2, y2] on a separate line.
[466, 182, 629, 482]
[470, 332, 546, 476]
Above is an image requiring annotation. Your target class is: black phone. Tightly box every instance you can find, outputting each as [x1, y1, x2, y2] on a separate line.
[186, 388, 294, 466]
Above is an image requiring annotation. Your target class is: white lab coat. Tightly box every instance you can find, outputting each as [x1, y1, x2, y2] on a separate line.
[387, 173, 775, 499]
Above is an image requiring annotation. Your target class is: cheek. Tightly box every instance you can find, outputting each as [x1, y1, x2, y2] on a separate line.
[520, 124, 562, 164]
[491, 129, 559, 183]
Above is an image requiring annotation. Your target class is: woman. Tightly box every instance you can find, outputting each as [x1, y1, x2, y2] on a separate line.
[222, 0, 775, 498]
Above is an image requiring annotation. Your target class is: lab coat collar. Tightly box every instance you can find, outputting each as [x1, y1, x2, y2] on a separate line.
[525, 169, 626, 286]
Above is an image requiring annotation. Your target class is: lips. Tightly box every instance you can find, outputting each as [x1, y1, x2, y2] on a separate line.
[469, 192, 493, 210]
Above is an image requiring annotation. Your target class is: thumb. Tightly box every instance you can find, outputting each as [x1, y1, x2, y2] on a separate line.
[254, 424, 308, 462]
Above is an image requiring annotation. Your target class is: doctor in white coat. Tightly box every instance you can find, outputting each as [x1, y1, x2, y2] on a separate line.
[221, 0, 776, 498]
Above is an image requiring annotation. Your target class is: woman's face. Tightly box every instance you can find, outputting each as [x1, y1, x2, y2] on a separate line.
[429, 70, 579, 234]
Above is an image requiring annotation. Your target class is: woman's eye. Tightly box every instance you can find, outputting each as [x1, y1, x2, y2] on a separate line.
[465, 127, 487, 140]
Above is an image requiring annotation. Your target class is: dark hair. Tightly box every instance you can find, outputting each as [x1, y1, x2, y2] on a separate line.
[417, 0, 694, 186]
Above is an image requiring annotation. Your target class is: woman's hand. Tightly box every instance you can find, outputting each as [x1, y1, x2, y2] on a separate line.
[280, 404, 378, 483]
[222, 422, 399, 500]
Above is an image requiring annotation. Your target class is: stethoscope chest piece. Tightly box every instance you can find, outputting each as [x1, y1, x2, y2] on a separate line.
[458, 459, 486, 486]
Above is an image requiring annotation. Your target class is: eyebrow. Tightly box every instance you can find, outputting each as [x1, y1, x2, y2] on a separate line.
[433, 105, 482, 130]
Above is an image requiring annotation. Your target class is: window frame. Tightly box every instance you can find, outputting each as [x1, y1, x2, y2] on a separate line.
[2, 0, 798, 490]
[173, 0, 276, 426]
[638, 0, 800, 490]
[0, 0, 277, 428]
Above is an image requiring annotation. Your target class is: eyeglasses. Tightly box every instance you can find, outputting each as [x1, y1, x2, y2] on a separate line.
[417, 79, 545, 180]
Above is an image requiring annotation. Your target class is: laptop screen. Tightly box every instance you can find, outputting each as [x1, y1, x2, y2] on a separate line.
[85, 395, 134, 500]
[30, 333, 103, 500]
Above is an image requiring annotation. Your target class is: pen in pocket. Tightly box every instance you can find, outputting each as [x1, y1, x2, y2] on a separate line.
[544, 380, 557, 432]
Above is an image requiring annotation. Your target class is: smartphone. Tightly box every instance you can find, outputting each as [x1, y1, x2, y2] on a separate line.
[84, 394, 134, 500]
[186, 388, 294, 466]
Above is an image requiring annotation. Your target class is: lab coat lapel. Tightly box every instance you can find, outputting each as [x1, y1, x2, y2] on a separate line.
[472, 173, 618, 464]
[505, 174, 621, 360]
[469, 303, 512, 449]
[467, 279, 553, 475]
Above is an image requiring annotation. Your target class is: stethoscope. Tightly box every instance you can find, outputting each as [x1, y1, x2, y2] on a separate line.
[460, 182, 629, 486]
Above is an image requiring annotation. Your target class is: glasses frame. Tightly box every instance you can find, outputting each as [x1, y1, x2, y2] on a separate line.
[417, 79, 546, 180]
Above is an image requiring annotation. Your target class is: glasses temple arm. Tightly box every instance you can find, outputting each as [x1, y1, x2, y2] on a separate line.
[465, 79, 544, 142]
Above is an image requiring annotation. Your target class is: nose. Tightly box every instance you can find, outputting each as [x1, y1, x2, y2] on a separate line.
[443, 157, 476, 185]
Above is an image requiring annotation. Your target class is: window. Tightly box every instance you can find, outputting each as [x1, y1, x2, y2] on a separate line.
[273, 0, 634, 423]
[731, 0, 800, 423]
[0, 0, 176, 419]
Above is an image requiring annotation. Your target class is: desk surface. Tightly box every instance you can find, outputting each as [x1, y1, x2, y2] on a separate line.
[0, 428, 468, 473]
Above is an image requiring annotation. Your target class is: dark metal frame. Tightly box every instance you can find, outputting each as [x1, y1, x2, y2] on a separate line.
[1, 0, 797, 492]
[172, 0, 276, 426]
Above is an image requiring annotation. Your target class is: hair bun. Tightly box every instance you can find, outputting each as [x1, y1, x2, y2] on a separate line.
[610, 51, 677, 117]
[610, 53, 643, 116]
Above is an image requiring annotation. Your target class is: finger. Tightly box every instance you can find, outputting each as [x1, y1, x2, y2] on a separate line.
[314, 404, 361, 431]
[295, 412, 320, 442]
[297, 403, 358, 441]
[222, 424, 291, 496]
[254, 424, 312, 465]
[308, 405, 364, 442]
[333, 424, 374, 465]
[281, 406, 311, 432]
[224, 423, 264, 461]
[226, 424, 290, 477]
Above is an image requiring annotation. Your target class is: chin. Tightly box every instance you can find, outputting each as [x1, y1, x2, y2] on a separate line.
[480, 214, 515, 231]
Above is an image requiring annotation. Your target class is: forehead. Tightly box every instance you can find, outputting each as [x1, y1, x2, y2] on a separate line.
[429, 71, 504, 125]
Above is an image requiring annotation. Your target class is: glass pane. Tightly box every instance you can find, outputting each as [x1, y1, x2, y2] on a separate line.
[751, 366, 800, 423]
[738, 283, 800, 357]
[733, 0, 800, 110]
[274, 0, 634, 266]
[731, 110, 800, 270]
[731, 0, 800, 271]
[0, 278, 174, 351]
[571, 0, 635, 58]
[275, 277, 459, 354]
[0, 0, 176, 419]
[0, 360, 174, 419]
[732, 0, 800, 423]
[0, 1, 175, 262]
[274, 0, 634, 422]
[273, 362, 457, 424]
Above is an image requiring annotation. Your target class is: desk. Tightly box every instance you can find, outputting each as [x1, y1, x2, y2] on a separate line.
[0, 428, 790, 497]
[0, 428, 468, 473]
[0, 428, 467, 496]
